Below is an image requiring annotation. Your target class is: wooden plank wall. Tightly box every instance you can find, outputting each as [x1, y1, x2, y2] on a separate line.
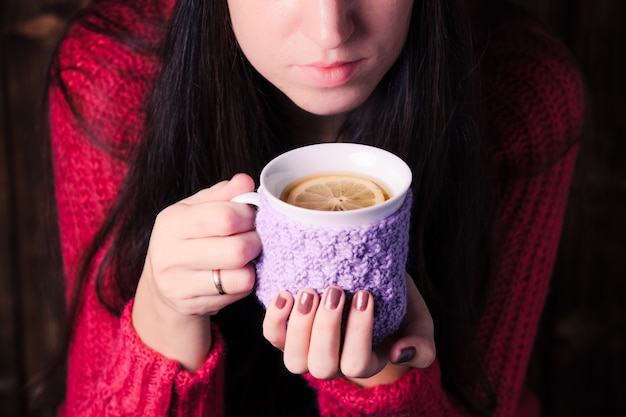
[1, 1, 86, 416]
[1, 0, 624, 416]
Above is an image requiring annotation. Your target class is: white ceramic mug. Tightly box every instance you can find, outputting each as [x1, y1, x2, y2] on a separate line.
[232, 143, 413, 344]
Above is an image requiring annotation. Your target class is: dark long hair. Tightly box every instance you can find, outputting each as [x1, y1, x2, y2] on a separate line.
[53, 0, 497, 415]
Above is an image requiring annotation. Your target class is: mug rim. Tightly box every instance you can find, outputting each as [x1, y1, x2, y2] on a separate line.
[259, 143, 412, 227]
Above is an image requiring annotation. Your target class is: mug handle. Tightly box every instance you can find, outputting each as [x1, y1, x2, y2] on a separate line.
[231, 191, 260, 207]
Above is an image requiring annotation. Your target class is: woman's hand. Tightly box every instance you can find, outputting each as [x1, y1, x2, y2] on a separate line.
[262, 274, 436, 386]
[132, 173, 261, 371]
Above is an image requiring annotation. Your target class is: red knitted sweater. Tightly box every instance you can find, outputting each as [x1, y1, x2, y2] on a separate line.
[49, 0, 584, 416]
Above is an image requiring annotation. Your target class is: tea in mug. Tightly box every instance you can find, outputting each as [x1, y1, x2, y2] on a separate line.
[280, 173, 391, 211]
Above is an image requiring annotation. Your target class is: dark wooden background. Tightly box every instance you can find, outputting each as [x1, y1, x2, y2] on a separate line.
[1, 0, 624, 416]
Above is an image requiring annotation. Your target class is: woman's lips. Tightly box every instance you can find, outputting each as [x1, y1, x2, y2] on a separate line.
[298, 60, 363, 88]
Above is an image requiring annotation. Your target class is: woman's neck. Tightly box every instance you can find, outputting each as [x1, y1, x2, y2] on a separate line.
[280, 97, 348, 148]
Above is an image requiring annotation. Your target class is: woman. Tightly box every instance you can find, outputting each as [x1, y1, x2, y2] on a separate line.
[47, 0, 584, 415]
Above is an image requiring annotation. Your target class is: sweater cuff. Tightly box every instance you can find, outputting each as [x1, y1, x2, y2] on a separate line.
[109, 300, 225, 415]
[304, 364, 437, 416]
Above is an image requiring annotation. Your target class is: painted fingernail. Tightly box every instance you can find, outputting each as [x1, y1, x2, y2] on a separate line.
[395, 347, 416, 364]
[325, 288, 342, 310]
[354, 291, 369, 311]
[275, 294, 287, 309]
[298, 292, 314, 314]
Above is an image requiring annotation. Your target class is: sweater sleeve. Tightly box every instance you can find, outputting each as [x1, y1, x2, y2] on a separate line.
[475, 10, 584, 416]
[305, 11, 584, 417]
[50, 1, 226, 415]
[305, 363, 472, 417]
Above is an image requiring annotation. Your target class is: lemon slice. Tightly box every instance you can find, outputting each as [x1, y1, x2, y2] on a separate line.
[285, 174, 386, 211]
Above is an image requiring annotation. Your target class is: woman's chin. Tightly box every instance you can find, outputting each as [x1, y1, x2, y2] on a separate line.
[289, 93, 370, 117]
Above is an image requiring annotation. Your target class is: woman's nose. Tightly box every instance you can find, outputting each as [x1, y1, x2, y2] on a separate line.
[301, 0, 355, 49]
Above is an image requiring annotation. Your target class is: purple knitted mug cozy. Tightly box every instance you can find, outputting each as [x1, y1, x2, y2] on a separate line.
[254, 189, 413, 344]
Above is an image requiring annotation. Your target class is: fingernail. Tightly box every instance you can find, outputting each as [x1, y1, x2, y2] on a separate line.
[275, 294, 287, 309]
[395, 347, 416, 364]
[325, 288, 342, 310]
[354, 291, 369, 311]
[298, 292, 314, 314]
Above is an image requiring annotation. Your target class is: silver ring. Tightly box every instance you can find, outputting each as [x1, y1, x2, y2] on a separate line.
[212, 269, 226, 295]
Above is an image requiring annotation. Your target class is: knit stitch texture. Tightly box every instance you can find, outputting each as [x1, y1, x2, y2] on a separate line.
[255, 190, 412, 344]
